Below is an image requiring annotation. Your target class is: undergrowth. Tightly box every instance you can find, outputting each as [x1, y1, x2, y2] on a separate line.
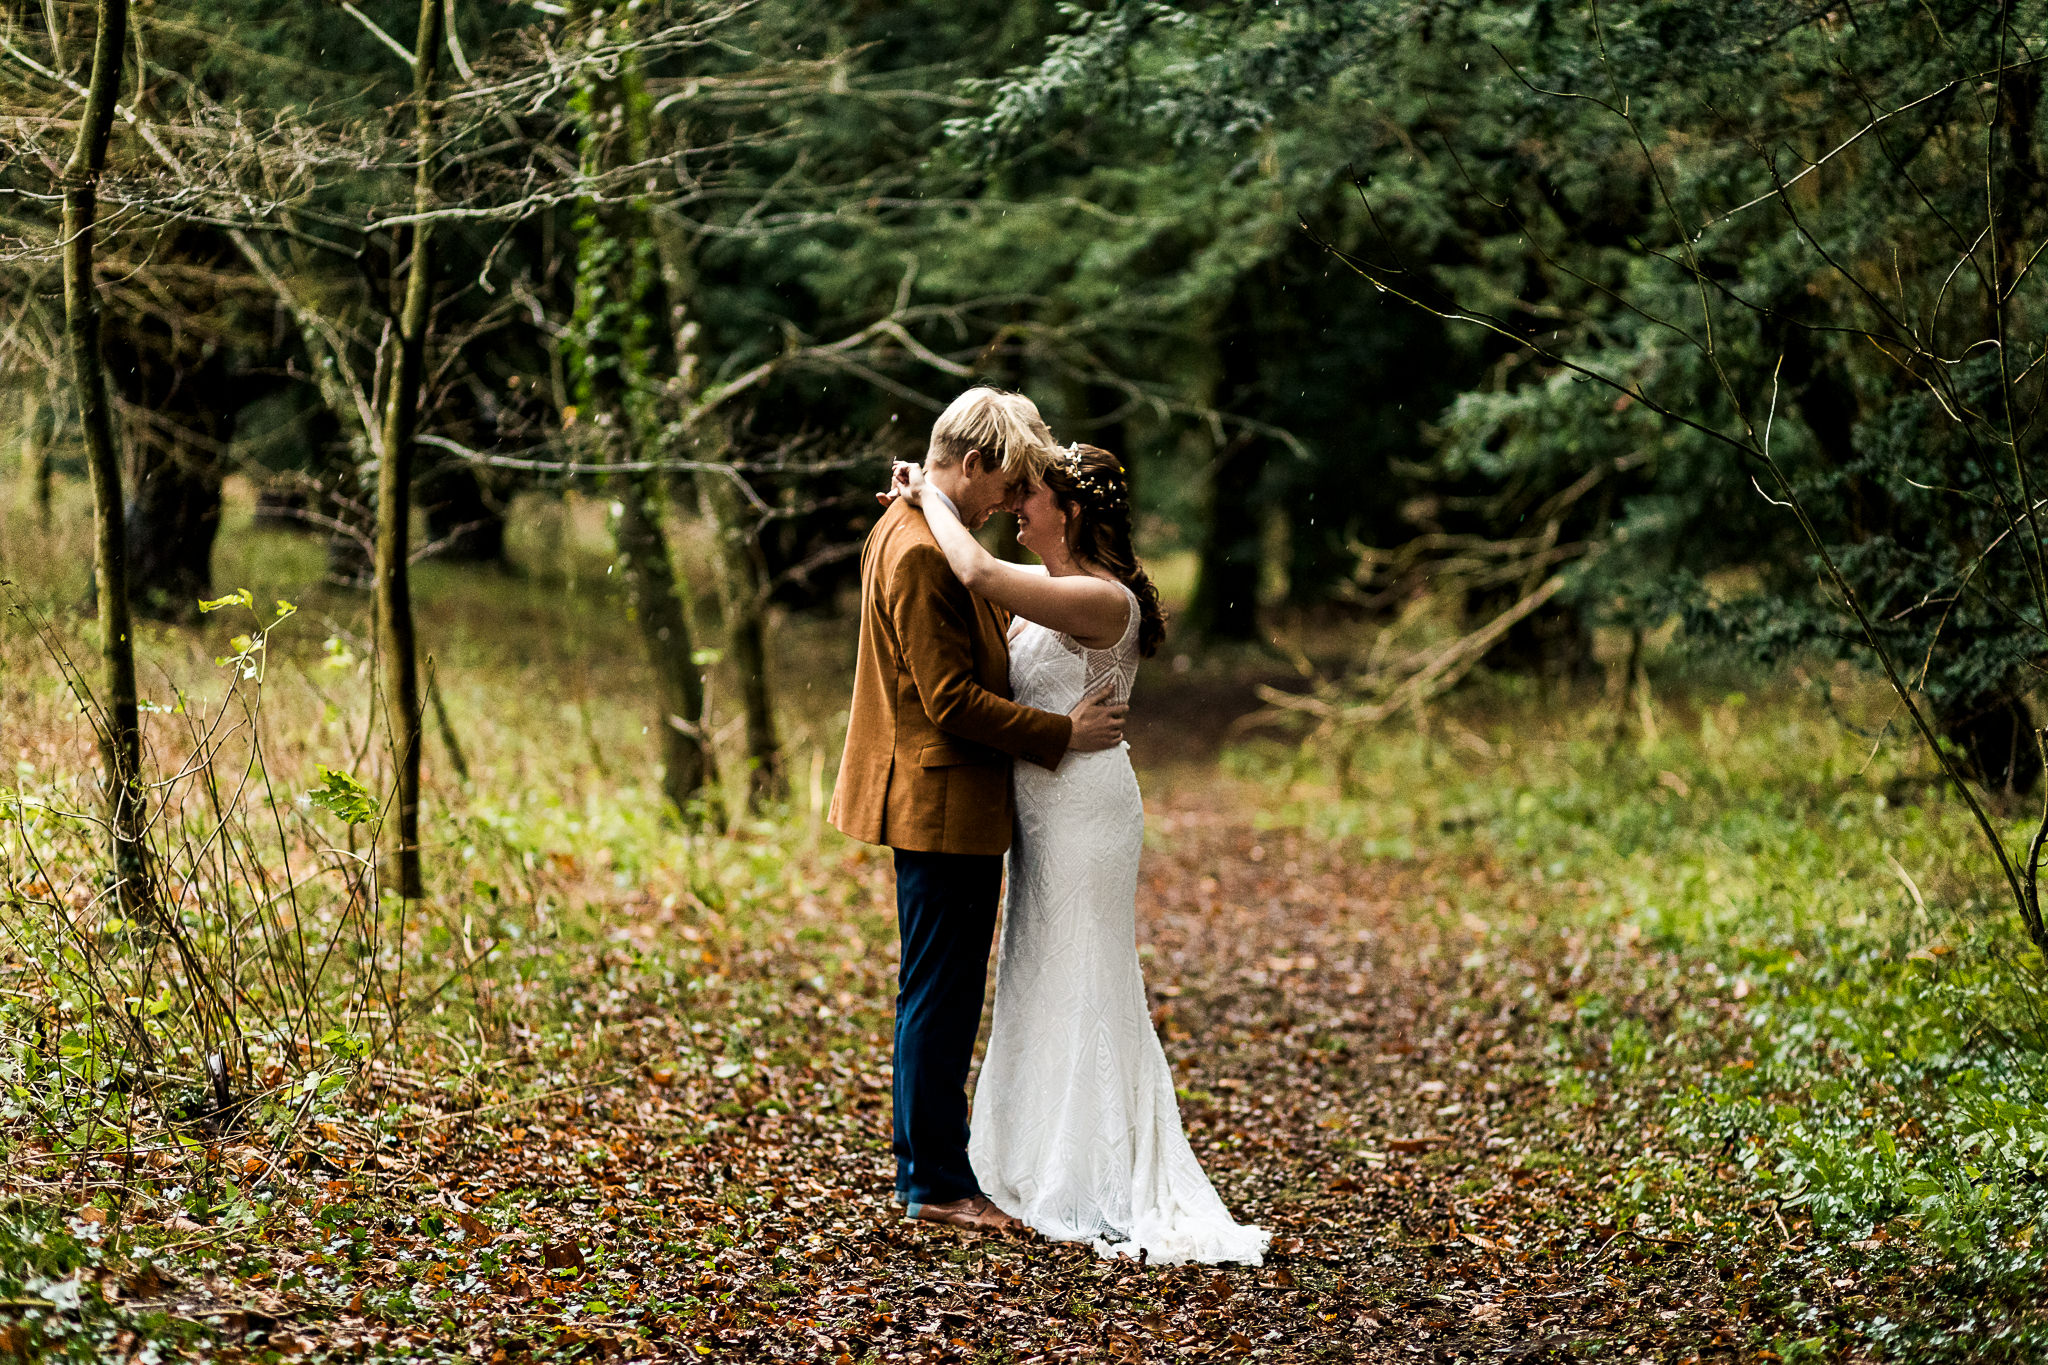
[0, 501, 871, 1359]
[7, 480, 2047, 1358]
[1257, 666, 2048, 1357]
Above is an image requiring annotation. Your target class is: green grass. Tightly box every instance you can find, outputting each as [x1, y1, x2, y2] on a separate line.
[0, 480, 875, 1329]
[1240, 666, 2048, 1357]
[8, 471, 2048, 1357]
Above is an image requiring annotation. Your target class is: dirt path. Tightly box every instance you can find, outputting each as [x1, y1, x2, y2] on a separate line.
[1127, 778, 1748, 1362]
[152, 761, 1754, 1363]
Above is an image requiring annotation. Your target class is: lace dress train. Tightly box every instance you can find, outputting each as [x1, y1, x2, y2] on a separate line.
[968, 585, 1268, 1266]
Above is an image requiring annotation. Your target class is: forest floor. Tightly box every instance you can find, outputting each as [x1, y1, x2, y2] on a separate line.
[5, 508, 2038, 1361]
[22, 773, 1741, 1364]
[8, 668, 1966, 1365]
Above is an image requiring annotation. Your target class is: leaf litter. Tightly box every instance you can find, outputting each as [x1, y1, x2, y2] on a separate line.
[2, 765, 1909, 1362]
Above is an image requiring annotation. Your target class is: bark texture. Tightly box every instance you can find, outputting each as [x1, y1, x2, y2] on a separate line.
[374, 0, 447, 898]
[699, 461, 782, 807]
[569, 7, 715, 819]
[62, 0, 149, 914]
[647, 201, 781, 808]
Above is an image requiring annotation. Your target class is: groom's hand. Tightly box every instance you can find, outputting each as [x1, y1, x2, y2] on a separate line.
[1067, 683, 1128, 752]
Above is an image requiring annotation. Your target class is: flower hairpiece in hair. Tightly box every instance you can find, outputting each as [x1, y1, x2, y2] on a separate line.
[1055, 444, 1127, 509]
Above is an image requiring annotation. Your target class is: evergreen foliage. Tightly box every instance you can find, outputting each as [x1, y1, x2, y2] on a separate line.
[962, 0, 2048, 780]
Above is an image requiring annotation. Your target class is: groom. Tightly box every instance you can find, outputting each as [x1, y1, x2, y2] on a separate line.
[830, 387, 1127, 1231]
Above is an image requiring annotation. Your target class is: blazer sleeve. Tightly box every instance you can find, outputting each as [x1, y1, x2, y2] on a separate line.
[887, 543, 1072, 770]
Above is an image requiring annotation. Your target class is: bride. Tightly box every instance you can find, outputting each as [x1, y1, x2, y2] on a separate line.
[892, 444, 1268, 1267]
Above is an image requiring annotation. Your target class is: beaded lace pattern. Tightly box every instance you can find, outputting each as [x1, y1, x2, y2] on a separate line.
[968, 582, 1269, 1265]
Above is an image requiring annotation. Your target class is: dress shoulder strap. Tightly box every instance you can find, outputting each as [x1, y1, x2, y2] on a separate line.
[1114, 580, 1141, 653]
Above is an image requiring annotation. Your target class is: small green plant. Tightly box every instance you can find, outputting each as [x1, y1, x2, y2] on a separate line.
[308, 765, 379, 826]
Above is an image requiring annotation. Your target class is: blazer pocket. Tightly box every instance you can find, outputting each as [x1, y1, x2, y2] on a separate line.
[918, 741, 992, 769]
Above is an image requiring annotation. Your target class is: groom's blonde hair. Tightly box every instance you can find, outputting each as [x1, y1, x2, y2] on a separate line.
[928, 387, 1057, 480]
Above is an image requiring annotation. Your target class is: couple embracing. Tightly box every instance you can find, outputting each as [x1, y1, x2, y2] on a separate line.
[829, 388, 1268, 1267]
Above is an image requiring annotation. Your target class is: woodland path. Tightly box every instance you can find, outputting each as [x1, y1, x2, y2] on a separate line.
[142, 686, 1763, 1363]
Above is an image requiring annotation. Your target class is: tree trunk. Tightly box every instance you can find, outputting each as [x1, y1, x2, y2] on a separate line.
[115, 325, 233, 621]
[1187, 428, 1263, 642]
[644, 199, 781, 807]
[63, 0, 149, 916]
[637, 95, 783, 806]
[374, 0, 447, 900]
[126, 430, 225, 619]
[224, 235, 379, 582]
[615, 472, 715, 815]
[421, 462, 505, 564]
[1776, 301, 1880, 536]
[17, 389, 53, 530]
[1187, 310, 1265, 642]
[1948, 693, 2044, 797]
[570, 5, 716, 820]
[699, 460, 783, 807]
[1088, 381, 1130, 488]
[1994, 60, 2044, 325]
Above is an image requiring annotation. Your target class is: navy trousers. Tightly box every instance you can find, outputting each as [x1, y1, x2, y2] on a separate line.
[891, 848, 1003, 1206]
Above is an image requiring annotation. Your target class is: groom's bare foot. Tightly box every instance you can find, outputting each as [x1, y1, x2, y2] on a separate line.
[905, 1196, 1024, 1232]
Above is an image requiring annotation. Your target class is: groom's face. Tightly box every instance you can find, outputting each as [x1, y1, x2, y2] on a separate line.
[953, 449, 1010, 529]
[998, 474, 1036, 521]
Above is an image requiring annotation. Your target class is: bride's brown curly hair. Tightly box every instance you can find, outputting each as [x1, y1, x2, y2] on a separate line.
[1042, 444, 1167, 658]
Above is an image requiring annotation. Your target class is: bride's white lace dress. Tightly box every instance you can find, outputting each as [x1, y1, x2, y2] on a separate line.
[968, 583, 1268, 1266]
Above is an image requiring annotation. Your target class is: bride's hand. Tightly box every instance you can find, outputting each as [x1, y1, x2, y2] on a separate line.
[896, 461, 926, 506]
[875, 460, 921, 508]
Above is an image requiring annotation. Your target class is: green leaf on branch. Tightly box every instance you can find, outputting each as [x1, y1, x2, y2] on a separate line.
[198, 588, 254, 614]
[308, 766, 378, 826]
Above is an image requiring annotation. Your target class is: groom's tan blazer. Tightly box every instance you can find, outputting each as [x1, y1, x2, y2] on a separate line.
[830, 499, 1072, 856]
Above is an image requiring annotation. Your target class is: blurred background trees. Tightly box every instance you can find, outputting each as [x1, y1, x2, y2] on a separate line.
[949, 0, 2048, 823]
[7, 0, 2048, 863]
